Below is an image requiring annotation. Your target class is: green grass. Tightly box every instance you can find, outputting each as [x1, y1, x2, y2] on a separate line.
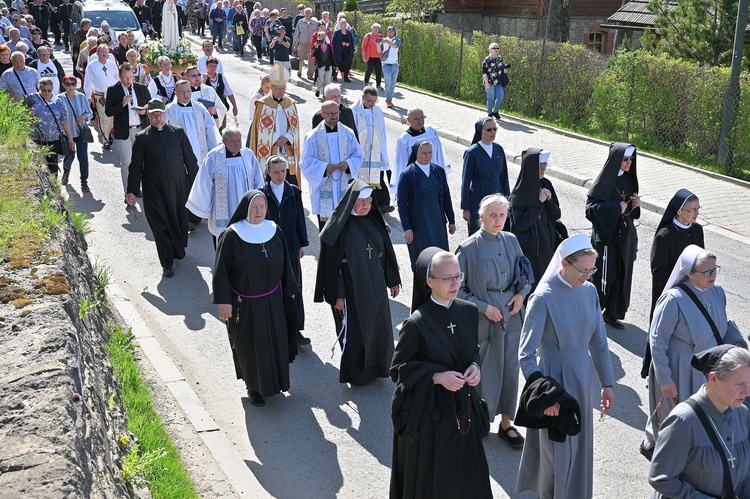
[105, 325, 199, 498]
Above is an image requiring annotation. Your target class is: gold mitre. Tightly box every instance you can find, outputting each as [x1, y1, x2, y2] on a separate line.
[269, 65, 290, 85]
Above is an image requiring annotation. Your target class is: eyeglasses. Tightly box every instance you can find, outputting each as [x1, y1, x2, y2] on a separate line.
[622, 156, 633, 162]
[539, 162, 548, 168]
[322, 111, 339, 117]
[568, 262, 598, 275]
[483, 127, 497, 132]
[680, 206, 701, 214]
[355, 196, 372, 204]
[430, 272, 465, 283]
[694, 266, 720, 277]
[186, 73, 201, 78]
[490, 47, 499, 50]
[63, 81, 77, 86]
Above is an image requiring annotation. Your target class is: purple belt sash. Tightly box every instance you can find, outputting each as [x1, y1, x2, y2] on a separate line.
[231, 281, 281, 299]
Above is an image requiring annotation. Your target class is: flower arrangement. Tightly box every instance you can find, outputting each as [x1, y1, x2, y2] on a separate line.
[142, 37, 198, 71]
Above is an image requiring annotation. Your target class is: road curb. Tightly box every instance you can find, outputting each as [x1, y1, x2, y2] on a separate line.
[105, 282, 267, 498]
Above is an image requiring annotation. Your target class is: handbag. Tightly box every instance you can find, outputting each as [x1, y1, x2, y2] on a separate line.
[65, 94, 94, 143]
[42, 97, 70, 156]
[290, 56, 299, 70]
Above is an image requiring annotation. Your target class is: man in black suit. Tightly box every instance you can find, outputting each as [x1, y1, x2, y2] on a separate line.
[311, 83, 358, 140]
[105, 63, 151, 196]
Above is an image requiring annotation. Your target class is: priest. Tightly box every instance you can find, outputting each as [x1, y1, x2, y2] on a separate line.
[165, 80, 222, 167]
[126, 99, 199, 277]
[585, 142, 640, 329]
[186, 128, 265, 246]
[249, 65, 302, 185]
[352, 86, 392, 213]
[300, 100, 363, 230]
[392, 107, 450, 190]
[315, 179, 401, 385]
[183, 65, 227, 131]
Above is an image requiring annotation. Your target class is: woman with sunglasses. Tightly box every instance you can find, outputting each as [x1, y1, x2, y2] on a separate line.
[641, 245, 745, 459]
[585, 142, 640, 329]
[58, 74, 93, 192]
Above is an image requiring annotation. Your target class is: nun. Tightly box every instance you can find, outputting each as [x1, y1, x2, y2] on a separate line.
[585, 142, 640, 329]
[397, 140, 456, 268]
[460, 116, 510, 235]
[641, 245, 745, 458]
[314, 179, 401, 385]
[649, 345, 750, 498]
[516, 233, 615, 499]
[212, 190, 299, 407]
[390, 248, 492, 499]
[509, 148, 561, 291]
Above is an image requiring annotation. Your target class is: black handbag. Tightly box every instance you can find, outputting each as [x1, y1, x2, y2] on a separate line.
[290, 56, 299, 71]
[65, 94, 94, 143]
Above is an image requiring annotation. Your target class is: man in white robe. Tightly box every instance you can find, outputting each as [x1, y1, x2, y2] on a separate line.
[186, 128, 264, 244]
[352, 85, 392, 213]
[392, 107, 450, 190]
[300, 100, 363, 230]
[165, 80, 221, 168]
[183, 65, 227, 131]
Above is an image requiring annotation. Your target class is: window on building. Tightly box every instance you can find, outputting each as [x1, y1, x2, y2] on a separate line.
[588, 31, 604, 53]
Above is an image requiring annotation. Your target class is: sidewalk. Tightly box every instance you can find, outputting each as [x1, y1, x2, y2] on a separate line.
[226, 43, 750, 244]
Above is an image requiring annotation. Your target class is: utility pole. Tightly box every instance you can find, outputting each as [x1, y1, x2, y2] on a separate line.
[717, 0, 749, 171]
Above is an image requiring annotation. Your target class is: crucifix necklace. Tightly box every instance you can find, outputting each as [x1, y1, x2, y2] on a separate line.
[260, 243, 268, 258]
[708, 416, 735, 468]
[447, 322, 457, 334]
[365, 243, 373, 260]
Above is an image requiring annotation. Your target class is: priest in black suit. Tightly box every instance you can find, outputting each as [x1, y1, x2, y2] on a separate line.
[126, 99, 199, 277]
[105, 63, 151, 195]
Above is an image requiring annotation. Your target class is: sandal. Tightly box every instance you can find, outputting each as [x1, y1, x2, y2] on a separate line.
[498, 425, 525, 449]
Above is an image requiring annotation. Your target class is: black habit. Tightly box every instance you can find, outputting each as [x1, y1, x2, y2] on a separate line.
[213, 191, 299, 397]
[509, 147, 562, 291]
[127, 124, 199, 267]
[585, 142, 639, 320]
[390, 296, 491, 499]
[315, 179, 401, 384]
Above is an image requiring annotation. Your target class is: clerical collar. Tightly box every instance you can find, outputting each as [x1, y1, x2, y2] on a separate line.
[325, 125, 337, 133]
[226, 150, 241, 158]
[672, 217, 692, 229]
[617, 169, 625, 176]
[177, 101, 192, 107]
[190, 86, 201, 92]
[556, 272, 573, 288]
[407, 127, 425, 137]
[430, 295, 453, 308]
[273, 96, 284, 103]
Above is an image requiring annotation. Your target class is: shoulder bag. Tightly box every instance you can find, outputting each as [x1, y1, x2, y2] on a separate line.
[65, 94, 94, 143]
[12, 69, 34, 108]
[684, 398, 739, 499]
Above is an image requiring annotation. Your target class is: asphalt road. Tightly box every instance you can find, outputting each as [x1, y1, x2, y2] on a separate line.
[63, 46, 750, 498]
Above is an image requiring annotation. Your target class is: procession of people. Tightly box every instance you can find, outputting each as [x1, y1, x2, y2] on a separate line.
[6, 1, 750, 497]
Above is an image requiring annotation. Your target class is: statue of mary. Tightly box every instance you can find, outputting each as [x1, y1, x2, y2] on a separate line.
[162, 0, 180, 51]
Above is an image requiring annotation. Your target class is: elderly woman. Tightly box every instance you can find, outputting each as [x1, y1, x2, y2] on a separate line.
[391, 249, 492, 499]
[213, 190, 299, 407]
[249, 9, 264, 59]
[58, 74, 93, 192]
[126, 48, 151, 86]
[516, 233, 615, 499]
[0, 44, 12, 73]
[509, 148, 561, 291]
[331, 19, 353, 83]
[456, 194, 531, 449]
[29, 77, 75, 175]
[649, 345, 750, 498]
[641, 246, 745, 458]
[361, 23, 382, 89]
[482, 42, 506, 119]
[147, 56, 176, 103]
[460, 116, 510, 235]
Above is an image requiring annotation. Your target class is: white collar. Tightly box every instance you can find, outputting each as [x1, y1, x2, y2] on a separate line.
[556, 272, 573, 288]
[617, 169, 625, 176]
[229, 219, 276, 243]
[672, 217, 692, 229]
[430, 295, 453, 308]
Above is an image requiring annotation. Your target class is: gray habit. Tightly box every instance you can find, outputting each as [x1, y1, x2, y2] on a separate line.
[517, 276, 615, 499]
[456, 229, 530, 420]
[649, 388, 750, 498]
[645, 280, 744, 446]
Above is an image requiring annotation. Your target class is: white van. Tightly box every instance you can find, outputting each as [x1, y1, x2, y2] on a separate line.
[82, 1, 146, 45]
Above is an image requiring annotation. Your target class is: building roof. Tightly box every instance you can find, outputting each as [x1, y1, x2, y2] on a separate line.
[601, 0, 677, 29]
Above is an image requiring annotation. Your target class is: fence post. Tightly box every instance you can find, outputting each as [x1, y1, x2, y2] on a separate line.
[625, 60, 634, 140]
[458, 29, 464, 99]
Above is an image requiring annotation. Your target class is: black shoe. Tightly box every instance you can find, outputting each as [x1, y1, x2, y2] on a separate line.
[188, 222, 196, 232]
[498, 425, 525, 450]
[603, 314, 625, 329]
[377, 85, 384, 91]
[162, 266, 174, 277]
[343, 77, 351, 83]
[315, 90, 320, 97]
[297, 331, 311, 346]
[491, 111, 502, 120]
[380, 205, 395, 214]
[332, 75, 338, 81]
[639, 441, 654, 462]
[81, 181, 90, 193]
[61, 170, 70, 185]
[248, 391, 265, 406]
[102, 141, 111, 150]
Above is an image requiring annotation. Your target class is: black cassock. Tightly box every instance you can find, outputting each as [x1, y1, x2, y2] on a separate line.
[390, 299, 492, 499]
[316, 215, 400, 384]
[213, 227, 298, 396]
[127, 124, 199, 267]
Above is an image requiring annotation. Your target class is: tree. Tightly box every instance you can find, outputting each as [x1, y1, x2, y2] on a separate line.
[647, 0, 737, 66]
[386, 0, 444, 20]
[545, 0, 572, 43]
[343, 0, 359, 11]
